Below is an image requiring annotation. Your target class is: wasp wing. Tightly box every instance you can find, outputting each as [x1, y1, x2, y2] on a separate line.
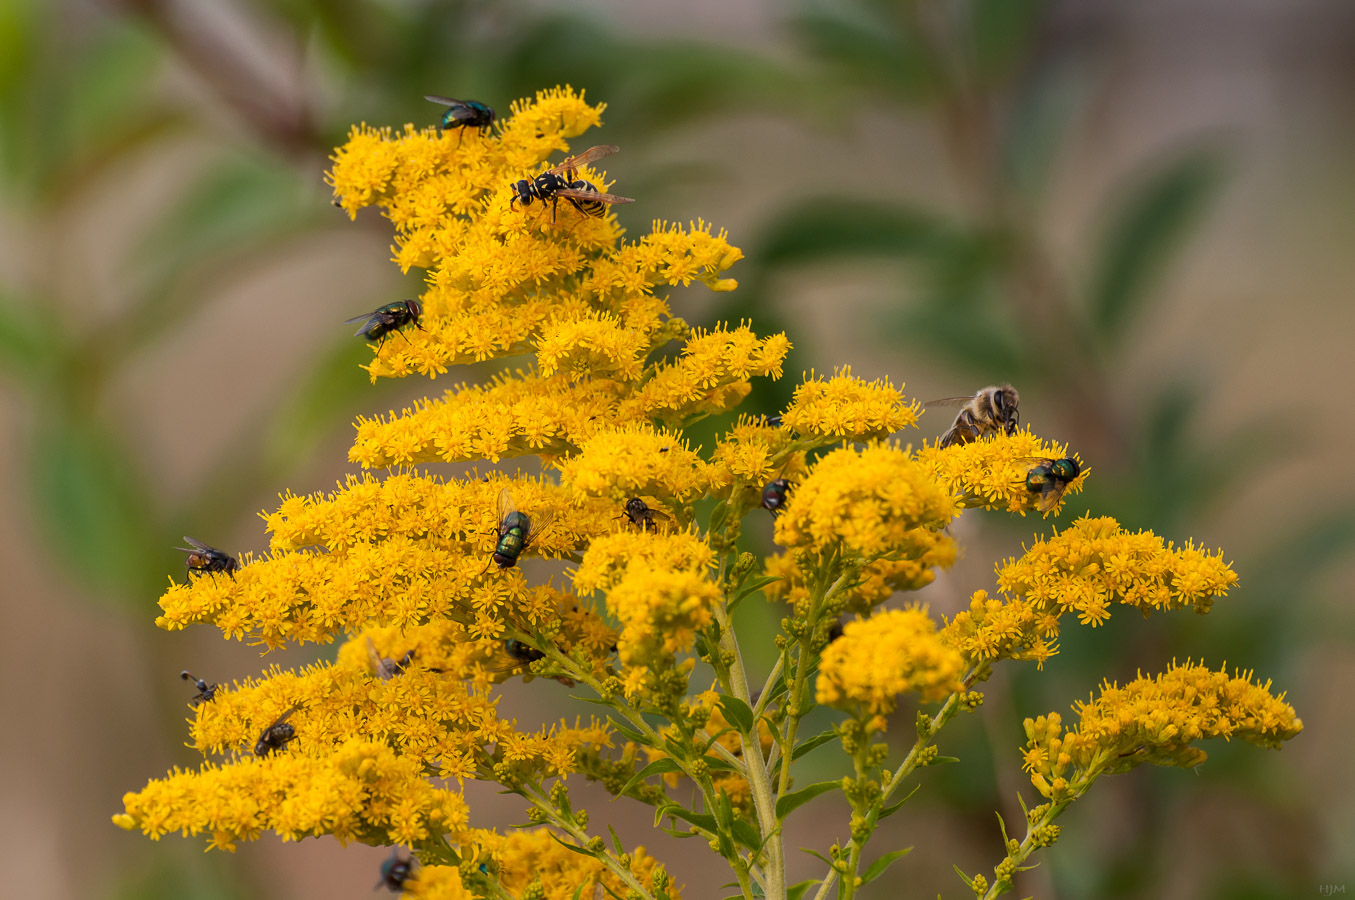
[554, 188, 634, 205]
[547, 144, 620, 176]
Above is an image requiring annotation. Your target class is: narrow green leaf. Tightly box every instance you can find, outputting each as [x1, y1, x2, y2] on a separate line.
[788, 879, 820, 900]
[791, 729, 838, 761]
[1088, 150, 1224, 339]
[608, 824, 624, 856]
[703, 754, 740, 773]
[775, 780, 840, 819]
[608, 716, 647, 744]
[717, 693, 756, 735]
[879, 784, 922, 820]
[927, 755, 960, 766]
[617, 757, 684, 799]
[862, 848, 914, 885]
[801, 848, 833, 867]
[546, 831, 596, 857]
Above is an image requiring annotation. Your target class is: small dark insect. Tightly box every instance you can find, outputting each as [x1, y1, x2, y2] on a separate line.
[180, 670, 218, 705]
[504, 639, 546, 666]
[618, 497, 670, 531]
[826, 619, 845, 644]
[761, 478, 793, 517]
[488, 488, 553, 571]
[344, 299, 423, 348]
[366, 637, 415, 681]
[1019, 457, 1081, 513]
[509, 145, 634, 222]
[175, 537, 238, 579]
[424, 94, 496, 144]
[254, 704, 302, 757]
[764, 414, 783, 427]
[375, 848, 415, 891]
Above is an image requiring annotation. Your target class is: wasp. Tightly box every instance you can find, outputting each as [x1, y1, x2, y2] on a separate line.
[509, 145, 634, 222]
[254, 704, 302, 757]
[180, 670, 218, 705]
[926, 384, 1020, 448]
[487, 489, 553, 571]
[424, 94, 495, 143]
[344, 299, 422, 348]
[618, 497, 670, 531]
[175, 537, 238, 579]
[1019, 457, 1081, 513]
[761, 478, 792, 517]
[375, 849, 415, 891]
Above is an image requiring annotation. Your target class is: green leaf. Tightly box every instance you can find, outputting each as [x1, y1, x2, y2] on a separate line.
[608, 824, 625, 856]
[788, 6, 938, 101]
[879, 784, 921, 820]
[788, 880, 821, 900]
[775, 780, 840, 819]
[0, 290, 59, 376]
[969, 0, 1043, 81]
[752, 199, 945, 271]
[862, 848, 914, 885]
[717, 693, 756, 735]
[27, 412, 158, 605]
[791, 729, 838, 761]
[1088, 149, 1225, 340]
[547, 831, 597, 857]
[927, 755, 960, 766]
[608, 715, 647, 744]
[703, 754, 740, 773]
[617, 757, 684, 799]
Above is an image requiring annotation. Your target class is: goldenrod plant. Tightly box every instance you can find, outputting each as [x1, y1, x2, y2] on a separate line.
[115, 87, 1302, 900]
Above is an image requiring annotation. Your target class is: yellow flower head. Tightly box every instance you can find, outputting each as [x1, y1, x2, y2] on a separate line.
[941, 589, 1061, 669]
[816, 607, 966, 724]
[1021, 661, 1303, 800]
[996, 515, 1239, 627]
[774, 442, 956, 561]
[780, 366, 919, 440]
[573, 531, 719, 670]
[916, 429, 1087, 516]
[405, 829, 678, 900]
[557, 425, 709, 505]
[765, 527, 956, 614]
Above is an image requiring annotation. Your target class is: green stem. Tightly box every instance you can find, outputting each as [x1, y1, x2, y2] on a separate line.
[712, 600, 784, 900]
[977, 797, 1074, 900]
[519, 784, 660, 900]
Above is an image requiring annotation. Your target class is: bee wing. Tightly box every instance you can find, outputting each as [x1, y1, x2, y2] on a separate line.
[924, 396, 977, 408]
[547, 144, 620, 175]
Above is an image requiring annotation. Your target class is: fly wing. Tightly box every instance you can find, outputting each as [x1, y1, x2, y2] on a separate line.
[177, 536, 211, 552]
[496, 488, 516, 531]
[522, 507, 556, 551]
[424, 94, 464, 106]
[1035, 481, 1066, 514]
[547, 144, 620, 176]
[554, 188, 634, 205]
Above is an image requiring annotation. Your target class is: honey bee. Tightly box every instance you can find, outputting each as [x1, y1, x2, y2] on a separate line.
[926, 384, 1020, 449]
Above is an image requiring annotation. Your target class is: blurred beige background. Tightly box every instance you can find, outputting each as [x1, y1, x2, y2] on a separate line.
[1, 1, 1352, 898]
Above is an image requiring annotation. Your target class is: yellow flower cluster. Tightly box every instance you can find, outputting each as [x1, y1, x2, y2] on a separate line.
[114, 739, 470, 850]
[706, 415, 806, 498]
[941, 590, 1060, 669]
[1021, 661, 1303, 800]
[404, 829, 678, 900]
[557, 425, 709, 504]
[779, 367, 919, 440]
[916, 429, 1086, 515]
[157, 473, 615, 647]
[764, 532, 956, 614]
[816, 608, 966, 725]
[996, 515, 1238, 626]
[774, 442, 956, 560]
[573, 531, 719, 683]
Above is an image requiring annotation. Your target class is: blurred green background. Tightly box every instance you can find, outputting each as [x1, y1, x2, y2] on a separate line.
[1, 1, 1351, 898]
